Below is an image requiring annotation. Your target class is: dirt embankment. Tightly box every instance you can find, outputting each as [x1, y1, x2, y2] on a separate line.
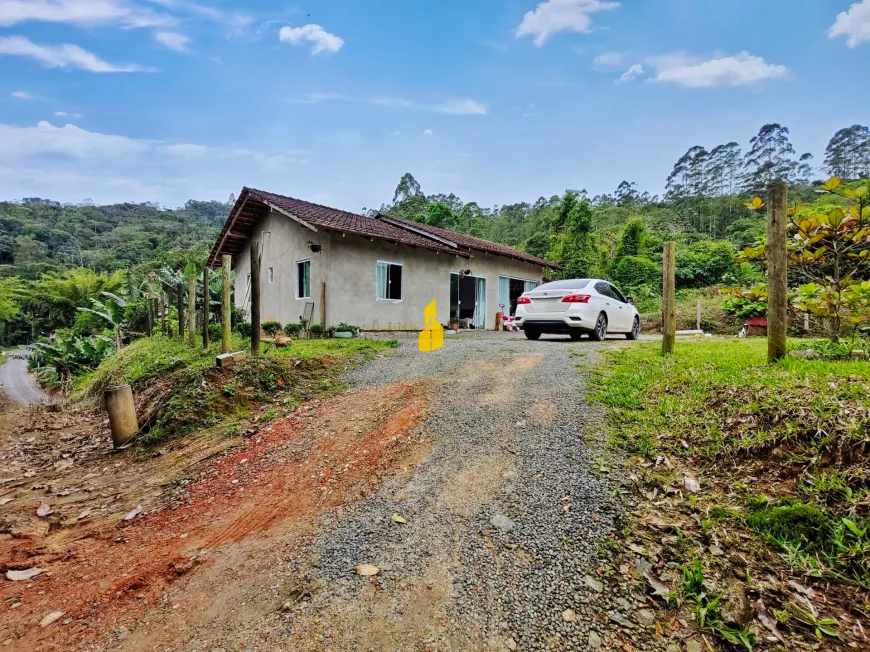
[0, 379, 433, 650]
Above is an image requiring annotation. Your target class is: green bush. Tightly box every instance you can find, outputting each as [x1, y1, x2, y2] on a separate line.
[262, 320, 282, 336]
[284, 322, 304, 335]
[235, 321, 252, 338]
[310, 323, 325, 337]
[676, 241, 737, 289]
[612, 255, 662, 291]
[208, 323, 222, 341]
[335, 322, 358, 333]
[747, 502, 831, 548]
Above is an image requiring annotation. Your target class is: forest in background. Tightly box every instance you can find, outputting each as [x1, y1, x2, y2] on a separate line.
[1, 121, 868, 347]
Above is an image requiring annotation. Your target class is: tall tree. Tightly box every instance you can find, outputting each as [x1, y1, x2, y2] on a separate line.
[824, 125, 870, 180]
[614, 181, 640, 207]
[742, 124, 812, 193]
[666, 146, 710, 232]
[385, 173, 429, 220]
[615, 218, 648, 258]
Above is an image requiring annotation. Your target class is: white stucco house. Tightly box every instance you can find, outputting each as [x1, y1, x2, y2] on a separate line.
[207, 187, 561, 331]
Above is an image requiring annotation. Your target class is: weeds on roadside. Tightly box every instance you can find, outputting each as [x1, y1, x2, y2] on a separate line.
[674, 558, 756, 650]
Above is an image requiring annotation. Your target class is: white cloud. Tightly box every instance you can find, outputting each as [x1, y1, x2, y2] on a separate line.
[830, 0, 870, 47]
[593, 50, 624, 70]
[0, 35, 151, 72]
[145, 0, 253, 37]
[54, 111, 82, 118]
[647, 51, 787, 88]
[279, 24, 343, 55]
[154, 30, 190, 52]
[297, 93, 488, 116]
[11, 90, 36, 99]
[0, 0, 174, 28]
[516, 0, 620, 47]
[616, 63, 644, 83]
[0, 120, 308, 203]
[435, 99, 487, 115]
[422, 129, 434, 136]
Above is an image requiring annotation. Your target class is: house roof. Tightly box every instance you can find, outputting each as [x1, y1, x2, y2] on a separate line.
[375, 213, 558, 269]
[208, 187, 561, 270]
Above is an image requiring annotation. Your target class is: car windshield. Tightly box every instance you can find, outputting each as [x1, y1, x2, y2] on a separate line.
[534, 280, 591, 291]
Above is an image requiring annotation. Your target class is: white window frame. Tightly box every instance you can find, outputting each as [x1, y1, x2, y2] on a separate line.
[296, 259, 311, 299]
[376, 260, 404, 302]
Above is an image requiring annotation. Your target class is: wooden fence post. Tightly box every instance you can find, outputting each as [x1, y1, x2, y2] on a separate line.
[662, 241, 676, 354]
[250, 238, 261, 356]
[202, 267, 210, 350]
[696, 299, 702, 331]
[145, 298, 153, 337]
[177, 283, 185, 341]
[767, 181, 789, 362]
[187, 272, 196, 347]
[221, 254, 232, 354]
[320, 281, 327, 326]
[159, 292, 166, 336]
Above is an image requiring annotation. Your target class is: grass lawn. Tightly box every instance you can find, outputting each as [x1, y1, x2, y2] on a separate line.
[593, 338, 870, 649]
[74, 334, 395, 401]
[71, 334, 397, 444]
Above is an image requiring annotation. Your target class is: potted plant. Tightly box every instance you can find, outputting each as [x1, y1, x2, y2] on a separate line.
[449, 311, 459, 331]
[334, 322, 358, 339]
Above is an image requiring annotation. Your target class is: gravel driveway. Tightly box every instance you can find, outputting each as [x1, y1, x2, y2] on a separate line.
[285, 330, 629, 650]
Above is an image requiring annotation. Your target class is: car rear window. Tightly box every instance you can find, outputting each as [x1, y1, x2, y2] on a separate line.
[534, 280, 591, 291]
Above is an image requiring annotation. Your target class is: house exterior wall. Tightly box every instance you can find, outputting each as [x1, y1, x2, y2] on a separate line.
[234, 209, 546, 330]
[233, 210, 331, 325]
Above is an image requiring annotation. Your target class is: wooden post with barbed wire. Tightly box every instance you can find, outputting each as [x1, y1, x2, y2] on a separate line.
[662, 241, 676, 354]
[767, 181, 789, 362]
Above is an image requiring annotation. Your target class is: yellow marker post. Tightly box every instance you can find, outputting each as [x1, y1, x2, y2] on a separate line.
[418, 299, 444, 352]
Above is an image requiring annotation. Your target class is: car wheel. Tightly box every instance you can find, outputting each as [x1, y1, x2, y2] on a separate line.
[589, 313, 607, 341]
[569, 331, 584, 341]
[626, 316, 640, 340]
[524, 329, 541, 341]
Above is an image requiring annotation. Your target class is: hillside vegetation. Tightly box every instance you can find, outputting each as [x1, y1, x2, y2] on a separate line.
[0, 122, 868, 349]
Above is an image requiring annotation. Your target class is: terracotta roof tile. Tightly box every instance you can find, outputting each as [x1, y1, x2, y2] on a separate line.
[376, 213, 559, 269]
[209, 187, 559, 271]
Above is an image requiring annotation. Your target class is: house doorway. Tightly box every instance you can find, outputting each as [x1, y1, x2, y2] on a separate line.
[498, 276, 540, 316]
[450, 273, 486, 329]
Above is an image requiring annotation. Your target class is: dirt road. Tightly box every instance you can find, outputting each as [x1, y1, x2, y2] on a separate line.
[0, 332, 628, 651]
[0, 351, 47, 406]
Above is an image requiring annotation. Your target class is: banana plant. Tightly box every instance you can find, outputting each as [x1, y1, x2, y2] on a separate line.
[28, 334, 114, 393]
[77, 291, 127, 350]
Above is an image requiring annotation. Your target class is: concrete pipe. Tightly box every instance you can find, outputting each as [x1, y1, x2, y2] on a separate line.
[105, 384, 138, 448]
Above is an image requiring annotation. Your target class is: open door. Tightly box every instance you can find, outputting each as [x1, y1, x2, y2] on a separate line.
[474, 277, 486, 329]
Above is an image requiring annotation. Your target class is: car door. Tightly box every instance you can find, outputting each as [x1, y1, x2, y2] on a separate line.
[594, 282, 622, 331]
[606, 283, 632, 331]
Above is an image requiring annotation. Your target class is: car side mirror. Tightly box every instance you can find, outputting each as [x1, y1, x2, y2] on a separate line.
[626, 296, 634, 304]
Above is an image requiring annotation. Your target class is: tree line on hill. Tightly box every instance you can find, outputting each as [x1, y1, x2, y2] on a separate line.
[0, 121, 868, 347]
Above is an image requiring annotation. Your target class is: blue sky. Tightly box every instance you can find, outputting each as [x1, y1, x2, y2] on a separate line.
[1, 0, 869, 211]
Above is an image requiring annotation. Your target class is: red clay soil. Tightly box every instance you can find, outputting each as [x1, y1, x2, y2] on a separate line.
[0, 380, 433, 650]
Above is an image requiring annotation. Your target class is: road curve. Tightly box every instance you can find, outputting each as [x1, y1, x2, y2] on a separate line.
[0, 350, 48, 406]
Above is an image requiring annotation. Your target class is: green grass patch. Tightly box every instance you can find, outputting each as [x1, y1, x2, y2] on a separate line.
[594, 338, 870, 458]
[595, 337, 870, 588]
[74, 334, 395, 401]
[71, 333, 396, 445]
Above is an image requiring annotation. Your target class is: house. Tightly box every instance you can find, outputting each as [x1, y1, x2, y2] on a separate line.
[207, 187, 561, 331]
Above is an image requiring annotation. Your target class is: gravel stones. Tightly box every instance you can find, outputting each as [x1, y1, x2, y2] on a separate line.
[299, 332, 626, 649]
[584, 575, 604, 593]
[588, 630, 603, 649]
[490, 513, 516, 532]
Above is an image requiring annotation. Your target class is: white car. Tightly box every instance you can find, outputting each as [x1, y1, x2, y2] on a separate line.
[515, 279, 640, 341]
